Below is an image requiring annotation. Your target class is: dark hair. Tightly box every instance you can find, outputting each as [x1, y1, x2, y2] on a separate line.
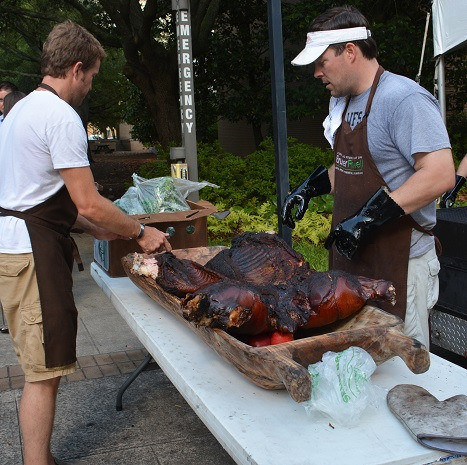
[0, 81, 18, 92]
[41, 20, 106, 78]
[309, 5, 377, 59]
[3, 91, 26, 117]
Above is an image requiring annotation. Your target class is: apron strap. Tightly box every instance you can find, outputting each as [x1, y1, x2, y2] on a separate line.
[408, 215, 442, 257]
[37, 82, 60, 97]
[364, 65, 385, 117]
[0, 206, 67, 235]
[341, 66, 385, 123]
[70, 236, 84, 271]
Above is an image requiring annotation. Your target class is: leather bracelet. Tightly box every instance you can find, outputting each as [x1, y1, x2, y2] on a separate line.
[136, 223, 145, 239]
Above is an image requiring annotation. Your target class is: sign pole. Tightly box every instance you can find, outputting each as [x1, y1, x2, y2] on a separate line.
[172, 0, 199, 200]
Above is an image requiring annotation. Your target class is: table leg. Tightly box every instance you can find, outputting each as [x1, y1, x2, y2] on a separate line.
[116, 353, 153, 411]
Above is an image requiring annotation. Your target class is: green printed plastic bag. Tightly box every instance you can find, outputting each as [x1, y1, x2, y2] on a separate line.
[303, 346, 386, 426]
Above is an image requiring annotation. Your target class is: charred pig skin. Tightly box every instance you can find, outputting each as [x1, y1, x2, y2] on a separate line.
[131, 252, 222, 297]
[182, 280, 270, 335]
[301, 271, 396, 328]
[206, 232, 313, 285]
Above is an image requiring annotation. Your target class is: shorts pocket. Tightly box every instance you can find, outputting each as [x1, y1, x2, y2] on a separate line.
[0, 257, 30, 277]
[21, 304, 45, 368]
[426, 257, 440, 310]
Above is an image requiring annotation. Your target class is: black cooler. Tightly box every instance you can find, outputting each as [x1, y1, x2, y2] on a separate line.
[430, 206, 467, 360]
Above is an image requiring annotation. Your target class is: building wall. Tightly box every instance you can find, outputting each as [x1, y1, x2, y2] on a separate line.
[218, 116, 329, 157]
[118, 122, 146, 151]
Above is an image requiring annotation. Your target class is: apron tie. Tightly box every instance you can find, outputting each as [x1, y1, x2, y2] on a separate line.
[70, 236, 84, 271]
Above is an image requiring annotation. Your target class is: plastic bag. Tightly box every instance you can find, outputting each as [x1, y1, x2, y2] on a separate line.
[133, 174, 189, 213]
[303, 346, 386, 426]
[114, 186, 146, 215]
[171, 177, 219, 199]
[115, 174, 218, 214]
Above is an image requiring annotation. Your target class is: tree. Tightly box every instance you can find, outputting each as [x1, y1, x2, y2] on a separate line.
[196, 1, 271, 148]
[0, 0, 222, 146]
[0, 0, 126, 132]
[1, 0, 462, 151]
[63, 0, 222, 146]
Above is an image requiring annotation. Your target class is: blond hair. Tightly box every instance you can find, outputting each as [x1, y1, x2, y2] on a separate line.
[41, 20, 106, 78]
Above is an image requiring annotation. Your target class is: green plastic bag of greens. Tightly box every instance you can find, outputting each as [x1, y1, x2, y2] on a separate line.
[135, 175, 189, 213]
[115, 174, 218, 214]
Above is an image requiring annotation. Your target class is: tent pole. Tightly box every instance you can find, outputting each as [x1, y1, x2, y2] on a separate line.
[416, 11, 430, 83]
[267, 0, 291, 245]
[437, 54, 447, 124]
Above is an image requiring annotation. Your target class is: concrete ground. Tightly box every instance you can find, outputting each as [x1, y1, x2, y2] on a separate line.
[0, 233, 235, 465]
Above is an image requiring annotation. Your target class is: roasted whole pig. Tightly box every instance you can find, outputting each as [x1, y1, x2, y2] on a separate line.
[131, 232, 396, 336]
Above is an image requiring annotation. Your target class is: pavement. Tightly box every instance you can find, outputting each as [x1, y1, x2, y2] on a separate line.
[0, 233, 235, 465]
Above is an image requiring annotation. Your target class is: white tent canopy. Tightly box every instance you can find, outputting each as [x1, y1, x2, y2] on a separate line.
[432, 0, 467, 56]
[431, 0, 467, 121]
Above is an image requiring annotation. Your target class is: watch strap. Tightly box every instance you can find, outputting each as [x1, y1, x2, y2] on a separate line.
[136, 223, 145, 239]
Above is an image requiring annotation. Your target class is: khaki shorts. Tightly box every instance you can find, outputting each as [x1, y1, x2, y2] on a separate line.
[0, 252, 76, 382]
[405, 246, 440, 348]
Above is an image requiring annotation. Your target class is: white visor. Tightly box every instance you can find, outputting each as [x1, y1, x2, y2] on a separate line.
[291, 27, 371, 66]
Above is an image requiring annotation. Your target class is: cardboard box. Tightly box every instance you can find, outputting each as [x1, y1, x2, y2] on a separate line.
[94, 200, 216, 277]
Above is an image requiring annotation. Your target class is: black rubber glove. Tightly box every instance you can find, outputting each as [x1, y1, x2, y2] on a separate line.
[281, 165, 331, 229]
[324, 187, 405, 260]
[440, 174, 466, 208]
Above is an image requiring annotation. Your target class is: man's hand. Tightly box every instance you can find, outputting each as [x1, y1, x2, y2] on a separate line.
[280, 165, 331, 229]
[281, 192, 308, 229]
[440, 174, 466, 208]
[325, 187, 405, 260]
[136, 226, 172, 254]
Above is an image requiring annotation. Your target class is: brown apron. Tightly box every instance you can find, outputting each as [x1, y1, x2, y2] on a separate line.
[331, 66, 423, 320]
[0, 181, 83, 368]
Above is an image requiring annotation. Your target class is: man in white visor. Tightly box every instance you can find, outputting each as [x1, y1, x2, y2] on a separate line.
[281, 5, 455, 348]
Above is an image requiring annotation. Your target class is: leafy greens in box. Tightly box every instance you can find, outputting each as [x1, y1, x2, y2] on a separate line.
[115, 174, 218, 214]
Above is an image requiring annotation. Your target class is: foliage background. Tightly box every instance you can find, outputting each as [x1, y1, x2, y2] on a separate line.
[0, 0, 464, 157]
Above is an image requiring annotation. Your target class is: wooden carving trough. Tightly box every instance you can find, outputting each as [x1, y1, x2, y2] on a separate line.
[121, 247, 430, 403]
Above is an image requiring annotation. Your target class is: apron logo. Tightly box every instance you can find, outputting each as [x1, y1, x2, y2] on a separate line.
[336, 152, 364, 175]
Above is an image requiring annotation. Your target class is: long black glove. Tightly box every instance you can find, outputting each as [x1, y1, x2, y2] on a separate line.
[325, 187, 405, 260]
[440, 174, 466, 208]
[281, 165, 331, 229]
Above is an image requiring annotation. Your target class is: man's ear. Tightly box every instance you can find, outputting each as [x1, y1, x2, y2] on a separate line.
[72, 62, 83, 79]
[345, 43, 358, 62]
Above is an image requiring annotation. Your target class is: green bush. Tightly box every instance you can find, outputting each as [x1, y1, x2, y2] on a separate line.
[138, 159, 171, 179]
[198, 137, 334, 210]
[293, 241, 329, 272]
[207, 201, 332, 246]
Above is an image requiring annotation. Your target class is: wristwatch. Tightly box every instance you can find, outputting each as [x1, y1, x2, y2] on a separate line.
[136, 223, 145, 239]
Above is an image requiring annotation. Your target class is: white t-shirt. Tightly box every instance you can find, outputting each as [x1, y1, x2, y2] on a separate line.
[0, 90, 89, 253]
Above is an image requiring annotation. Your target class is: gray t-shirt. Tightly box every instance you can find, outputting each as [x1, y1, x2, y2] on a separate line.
[341, 71, 451, 257]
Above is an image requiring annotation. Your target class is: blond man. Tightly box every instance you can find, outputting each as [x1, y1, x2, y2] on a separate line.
[0, 21, 170, 465]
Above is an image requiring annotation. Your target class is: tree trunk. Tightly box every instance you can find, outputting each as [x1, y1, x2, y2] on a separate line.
[252, 123, 263, 150]
[124, 59, 182, 146]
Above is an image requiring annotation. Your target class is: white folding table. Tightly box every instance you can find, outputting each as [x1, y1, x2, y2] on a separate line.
[91, 262, 466, 465]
